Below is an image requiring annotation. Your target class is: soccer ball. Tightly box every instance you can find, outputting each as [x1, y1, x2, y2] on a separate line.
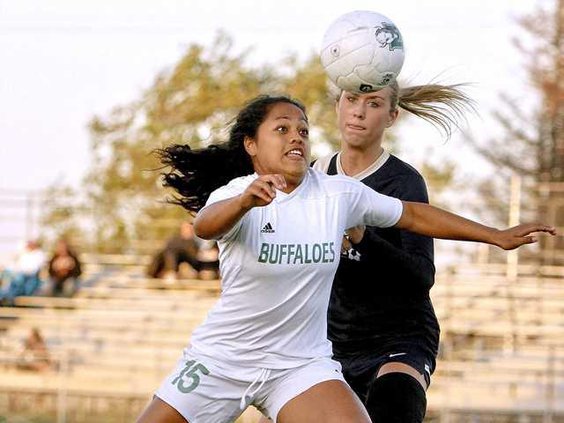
[320, 10, 405, 93]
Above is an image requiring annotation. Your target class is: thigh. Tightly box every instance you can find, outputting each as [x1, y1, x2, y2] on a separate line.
[377, 345, 435, 389]
[378, 362, 427, 390]
[259, 356, 349, 420]
[277, 380, 370, 423]
[155, 355, 247, 423]
[136, 396, 188, 423]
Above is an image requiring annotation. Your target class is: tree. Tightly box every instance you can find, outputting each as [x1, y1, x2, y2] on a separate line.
[467, 0, 563, 263]
[43, 33, 336, 254]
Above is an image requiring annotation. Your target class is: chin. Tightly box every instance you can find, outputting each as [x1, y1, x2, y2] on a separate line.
[285, 166, 307, 181]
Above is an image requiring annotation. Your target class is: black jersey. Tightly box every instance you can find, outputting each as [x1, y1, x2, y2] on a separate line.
[324, 153, 440, 359]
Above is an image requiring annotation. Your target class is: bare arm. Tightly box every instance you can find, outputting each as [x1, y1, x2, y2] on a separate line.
[397, 201, 556, 250]
[194, 174, 287, 240]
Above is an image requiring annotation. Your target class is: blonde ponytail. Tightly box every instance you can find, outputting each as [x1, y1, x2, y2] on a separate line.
[391, 81, 476, 138]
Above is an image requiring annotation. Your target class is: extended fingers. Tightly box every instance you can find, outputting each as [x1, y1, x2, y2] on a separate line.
[515, 223, 557, 237]
[502, 223, 557, 250]
[541, 225, 557, 235]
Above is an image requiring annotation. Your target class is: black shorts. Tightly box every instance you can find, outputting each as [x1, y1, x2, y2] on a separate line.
[334, 343, 436, 402]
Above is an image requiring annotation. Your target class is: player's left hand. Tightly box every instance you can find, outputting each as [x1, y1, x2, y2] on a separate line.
[494, 223, 557, 250]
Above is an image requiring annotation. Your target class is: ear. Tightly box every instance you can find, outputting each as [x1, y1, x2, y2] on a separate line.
[244, 136, 257, 157]
[387, 109, 399, 127]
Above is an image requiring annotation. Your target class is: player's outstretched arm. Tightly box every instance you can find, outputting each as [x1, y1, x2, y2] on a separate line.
[194, 174, 286, 240]
[396, 201, 557, 250]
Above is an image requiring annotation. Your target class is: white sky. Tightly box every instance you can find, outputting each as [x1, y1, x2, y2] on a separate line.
[0, 0, 546, 253]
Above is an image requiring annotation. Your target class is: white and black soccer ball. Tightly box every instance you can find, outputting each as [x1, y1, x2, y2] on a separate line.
[320, 10, 405, 93]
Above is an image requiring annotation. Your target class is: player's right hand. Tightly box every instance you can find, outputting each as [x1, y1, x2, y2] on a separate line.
[240, 174, 287, 209]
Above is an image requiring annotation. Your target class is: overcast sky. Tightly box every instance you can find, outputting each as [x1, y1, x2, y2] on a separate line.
[0, 0, 546, 251]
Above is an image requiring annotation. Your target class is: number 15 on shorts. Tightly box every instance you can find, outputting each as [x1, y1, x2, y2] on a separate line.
[172, 360, 210, 393]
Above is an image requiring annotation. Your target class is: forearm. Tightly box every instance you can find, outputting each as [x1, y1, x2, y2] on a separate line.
[398, 201, 498, 246]
[193, 196, 250, 240]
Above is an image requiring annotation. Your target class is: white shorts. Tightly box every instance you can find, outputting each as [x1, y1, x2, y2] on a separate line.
[155, 349, 345, 422]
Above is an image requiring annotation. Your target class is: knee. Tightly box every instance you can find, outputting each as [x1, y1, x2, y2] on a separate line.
[365, 372, 427, 423]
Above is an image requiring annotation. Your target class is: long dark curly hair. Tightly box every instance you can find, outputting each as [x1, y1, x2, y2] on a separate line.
[157, 94, 307, 213]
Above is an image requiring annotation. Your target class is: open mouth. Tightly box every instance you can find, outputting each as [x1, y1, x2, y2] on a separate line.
[286, 149, 304, 158]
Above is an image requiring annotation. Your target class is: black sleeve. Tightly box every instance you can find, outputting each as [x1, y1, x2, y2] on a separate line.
[354, 174, 436, 291]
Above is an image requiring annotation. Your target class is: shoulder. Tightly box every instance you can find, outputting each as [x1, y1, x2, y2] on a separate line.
[378, 155, 426, 187]
[226, 173, 258, 188]
[377, 155, 429, 201]
[311, 152, 338, 173]
[206, 173, 257, 206]
[308, 168, 363, 194]
[385, 155, 424, 180]
[214, 173, 256, 194]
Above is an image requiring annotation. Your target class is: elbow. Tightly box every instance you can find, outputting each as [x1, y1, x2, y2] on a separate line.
[194, 230, 210, 240]
[193, 216, 213, 240]
[193, 226, 214, 240]
[193, 215, 224, 240]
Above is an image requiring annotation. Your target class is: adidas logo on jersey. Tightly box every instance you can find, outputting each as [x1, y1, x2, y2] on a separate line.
[261, 222, 275, 233]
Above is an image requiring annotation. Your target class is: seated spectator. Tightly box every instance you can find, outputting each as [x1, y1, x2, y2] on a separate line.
[17, 327, 52, 372]
[148, 221, 221, 281]
[47, 239, 82, 297]
[0, 239, 46, 305]
[147, 221, 201, 280]
[196, 239, 220, 280]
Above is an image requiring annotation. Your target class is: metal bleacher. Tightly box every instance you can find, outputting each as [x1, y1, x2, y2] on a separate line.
[0, 254, 562, 422]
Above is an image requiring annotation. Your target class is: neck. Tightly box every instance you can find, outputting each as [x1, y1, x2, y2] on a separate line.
[339, 143, 384, 177]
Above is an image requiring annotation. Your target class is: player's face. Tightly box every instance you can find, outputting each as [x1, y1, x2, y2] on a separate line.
[245, 102, 311, 190]
[336, 87, 399, 149]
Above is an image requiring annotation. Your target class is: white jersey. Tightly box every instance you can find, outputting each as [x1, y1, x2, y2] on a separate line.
[189, 168, 402, 372]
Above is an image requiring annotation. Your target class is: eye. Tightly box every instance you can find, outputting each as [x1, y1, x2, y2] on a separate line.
[299, 128, 309, 137]
[346, 96, 356, 103]
[368, 101, 381, 108]
[276, 126, 288, 134]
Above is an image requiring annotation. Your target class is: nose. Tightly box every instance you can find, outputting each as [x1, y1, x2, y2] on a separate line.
[352, 102, 366, 119]
[290, 129, 306, 144]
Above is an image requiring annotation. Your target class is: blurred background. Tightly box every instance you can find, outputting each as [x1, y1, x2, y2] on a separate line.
[0, 0, 562, 421]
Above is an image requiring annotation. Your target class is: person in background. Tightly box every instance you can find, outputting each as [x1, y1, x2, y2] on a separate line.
[0, 239, 46, 305]
[148, 221, 202, 280]
[47, 239, 82, 297]
[17, 327, 52, 372]
[196, 239, 220, 280]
